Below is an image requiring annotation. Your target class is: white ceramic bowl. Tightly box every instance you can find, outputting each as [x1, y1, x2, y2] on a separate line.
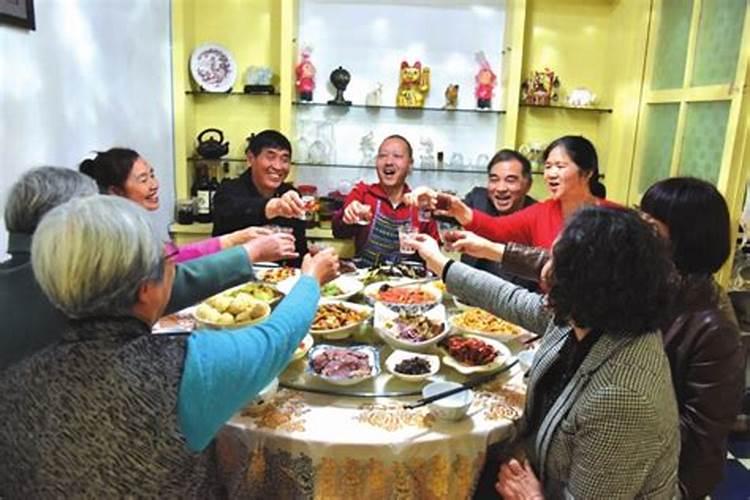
[278, 274, 364, 302]
[309, 300, 373, 340]
[517, 349, 537, 371]
[422, 381, 473, 421]
[364, 281, 442, 314]
[374, 303, 450, 352]
[292, 334, 314, 362]
[307, 344, 381, 386]
[385, 350, 440, 382]
[243, 377, 279, 415]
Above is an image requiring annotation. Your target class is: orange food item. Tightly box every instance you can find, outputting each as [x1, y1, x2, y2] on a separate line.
[376, 285, 435, 304]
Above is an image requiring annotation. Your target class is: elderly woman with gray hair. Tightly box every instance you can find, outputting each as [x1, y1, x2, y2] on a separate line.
[1, 167, 298, 372]
[0, 195, 338, 497]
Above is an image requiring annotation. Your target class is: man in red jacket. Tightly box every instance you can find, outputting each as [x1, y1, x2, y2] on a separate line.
[332, 134, 439, 266]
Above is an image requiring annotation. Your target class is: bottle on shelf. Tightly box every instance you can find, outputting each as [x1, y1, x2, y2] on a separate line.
[192, 164, 212, 223]
[208, 164, 220, 210]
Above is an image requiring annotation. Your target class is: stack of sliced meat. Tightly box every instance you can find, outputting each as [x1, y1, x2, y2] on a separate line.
[312, 348, 372, 378]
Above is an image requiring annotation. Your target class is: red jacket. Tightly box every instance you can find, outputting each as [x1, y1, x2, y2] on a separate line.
[466, 198, 620, 249]
[332, 182, 439, 255]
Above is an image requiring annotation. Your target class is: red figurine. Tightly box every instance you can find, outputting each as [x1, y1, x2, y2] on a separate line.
[475, 51, 497, 109]
[295, 47, 316, 102]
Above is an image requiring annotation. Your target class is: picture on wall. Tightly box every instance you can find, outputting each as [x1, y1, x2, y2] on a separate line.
[0, 0, 35, 30]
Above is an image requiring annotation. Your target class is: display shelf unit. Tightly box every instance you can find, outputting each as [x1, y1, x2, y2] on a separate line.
[185, 91, 281, 96]
[292, 101, 507, 115]
[519, 103, 613, 113]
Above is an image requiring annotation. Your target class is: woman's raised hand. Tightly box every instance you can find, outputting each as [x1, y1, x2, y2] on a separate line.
[221, 225, 273, 249]
[450, 231, 505, 262]
[301, 247, 340, 285]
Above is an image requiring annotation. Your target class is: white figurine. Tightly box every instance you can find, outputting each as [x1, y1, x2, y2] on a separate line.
[359, 131, 375, 165]
[365, 83, 383, 107]
[419, 137, 436, 169]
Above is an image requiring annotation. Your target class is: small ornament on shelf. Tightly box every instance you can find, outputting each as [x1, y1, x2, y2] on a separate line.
[244, 66, 275, 94]
[195, 128, 229, 160]
[359, 131, 376, 165]
[419, 137, 436, 169]
[365, 82, 383, 106]
[518, 142, 546, 172]
[520, 68, 560, 106]
[443, 84, 459, 109]
[474, 51, 496, 109]
[396, 61, 430, 108]
[295, 47, 316, 102]
[327, 66, 352, 106]
[566, 87, 597, 108]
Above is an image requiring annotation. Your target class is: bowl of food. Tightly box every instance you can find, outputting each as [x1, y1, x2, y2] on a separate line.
[422, 381, 473, 421]
[258, 266, 300, 284]
[438, 334, 512, 375]
[450, 308, 524, 342]
[358, 262, 433, 286]
[374, 303, 450, 352]
[308, 344, 380, 386]
[310, 301, 372, 339]
[229, 281, 283, 306]
[292, 334, 314, 362]
[193, 290, 272, 329]
[364, 281, 442, 314]
[385, 350, 440, 382]
[277, 275, 363, 301]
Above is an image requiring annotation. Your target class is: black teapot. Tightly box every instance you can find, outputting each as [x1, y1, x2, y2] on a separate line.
[196, 128, 229, 159]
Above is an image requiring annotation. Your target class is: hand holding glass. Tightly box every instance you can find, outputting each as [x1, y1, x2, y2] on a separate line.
[398, 225, 419, 254]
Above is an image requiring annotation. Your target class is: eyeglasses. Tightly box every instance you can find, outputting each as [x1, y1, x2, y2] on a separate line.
[164, 240, 180, 262]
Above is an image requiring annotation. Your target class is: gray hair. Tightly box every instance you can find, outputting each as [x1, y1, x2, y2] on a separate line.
[31, 195, 164, 319]
[5, 167, 98, 234]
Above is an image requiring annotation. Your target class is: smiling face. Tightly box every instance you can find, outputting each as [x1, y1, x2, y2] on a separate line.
[376, 137, 412, 190]
[117, 157, 159, 211]
[543, 146, 592, 202]
[487, 159, 531, 214]
[248, 147, 291, 197]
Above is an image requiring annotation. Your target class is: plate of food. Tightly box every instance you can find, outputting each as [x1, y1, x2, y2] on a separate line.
[292, 334, 314, 362]
[364, 281, 442, 313]
[193, 291, 271, 329]
[277, 275, 363, 301]
[309, 301, 372, 339]
[358, 262, 434, 285]
[450, 308, 524, 342]
[438, 334, 512, 375]
[227, 281, 284, 306]
[385, 350, 440, 382]
[258, 266, 300, 284]
[189, 43, 237, 93]
[308, 344, 380, 386]
[374, 303, 450, 352]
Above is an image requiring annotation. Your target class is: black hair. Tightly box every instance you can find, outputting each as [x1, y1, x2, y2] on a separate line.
[547, 206, 674, 335]
[487, 149, 532, 180]
[543, 135, 601, 194]
[245, 129, 292, 157]
[78, 148, 140, 193]
[640, 177, 730, 275]
[381, 134, 413, 160]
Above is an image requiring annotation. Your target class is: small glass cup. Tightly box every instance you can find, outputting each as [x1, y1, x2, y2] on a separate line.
[300, 195, 318, 221]
[355, 205, 373, 225]
[398, 225, 419, 255]
[176, 199, 195, 225]
[438, 221, 461, 251]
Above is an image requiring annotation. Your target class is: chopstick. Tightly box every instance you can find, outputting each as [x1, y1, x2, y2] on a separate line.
[522, 334, 542, 345]
[384, 276, 439, 288]
[402, 358, 519, 410]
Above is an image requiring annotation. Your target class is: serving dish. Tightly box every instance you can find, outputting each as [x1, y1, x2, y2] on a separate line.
[193, 292, 271, 329]
[292, 334, 314, 362]
[278, 274, 363, 301]
[385, 350, 440, 382]
[309, 301, 372, 339]
[422, 381, 473, 421]
[438, 334, 512, 375]
[364, 281, 442, 314]
[450, 308, 524, 342]
[374, 303, 450, 352]
[307, 344, 380, 386]
[257, 267, 300, 284]
[189, 43, 237, 93]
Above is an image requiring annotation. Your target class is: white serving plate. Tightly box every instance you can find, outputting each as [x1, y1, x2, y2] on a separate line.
[278, 274, 363, 302]
[292, 334, 314, 362]
[257, 267, 300, 285]
[363, 281, 442, 314]
[309, 300, 373, 340]
[374, 303, 450, 352]
[439, 335, 513, 375]
[449, 308, 525, 342]
[385, 350, 440, 382]
[307, 344, 380, 386]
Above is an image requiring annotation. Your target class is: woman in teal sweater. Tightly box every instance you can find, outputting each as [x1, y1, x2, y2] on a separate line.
[0, 195, 339, 497]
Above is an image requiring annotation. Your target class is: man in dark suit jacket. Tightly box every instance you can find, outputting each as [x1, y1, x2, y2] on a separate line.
[212, 130, 307, 265]
[462, 149, 537, 290]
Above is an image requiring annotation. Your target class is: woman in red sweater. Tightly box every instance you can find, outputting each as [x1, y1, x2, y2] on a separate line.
[430, 135, 617, 249]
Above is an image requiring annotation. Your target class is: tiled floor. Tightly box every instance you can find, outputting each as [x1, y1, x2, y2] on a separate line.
[712, 435, 750, 499]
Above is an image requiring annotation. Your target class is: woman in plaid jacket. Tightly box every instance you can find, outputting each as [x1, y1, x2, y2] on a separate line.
[413, 206, 680, 499]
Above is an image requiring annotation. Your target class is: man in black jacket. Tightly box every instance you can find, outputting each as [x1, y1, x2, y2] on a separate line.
[212, 130, 307, 265]
[461, 149, 537, 290]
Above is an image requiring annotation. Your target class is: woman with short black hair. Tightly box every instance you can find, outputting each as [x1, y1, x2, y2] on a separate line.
[411, 206, 679, 499]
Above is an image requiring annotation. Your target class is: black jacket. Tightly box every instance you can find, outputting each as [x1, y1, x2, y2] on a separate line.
[212, 170, 307, 265]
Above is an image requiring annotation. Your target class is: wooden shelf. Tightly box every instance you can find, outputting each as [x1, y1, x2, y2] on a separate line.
[293, 101, 506, 115]
[519, 103, 613, 113]
[185, 90, 281, 96]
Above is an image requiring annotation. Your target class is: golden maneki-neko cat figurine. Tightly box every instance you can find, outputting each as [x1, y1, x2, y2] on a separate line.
[396, 61, 430, 108]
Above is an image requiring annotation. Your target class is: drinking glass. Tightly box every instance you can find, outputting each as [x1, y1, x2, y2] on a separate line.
[398, 225, 418, 254]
